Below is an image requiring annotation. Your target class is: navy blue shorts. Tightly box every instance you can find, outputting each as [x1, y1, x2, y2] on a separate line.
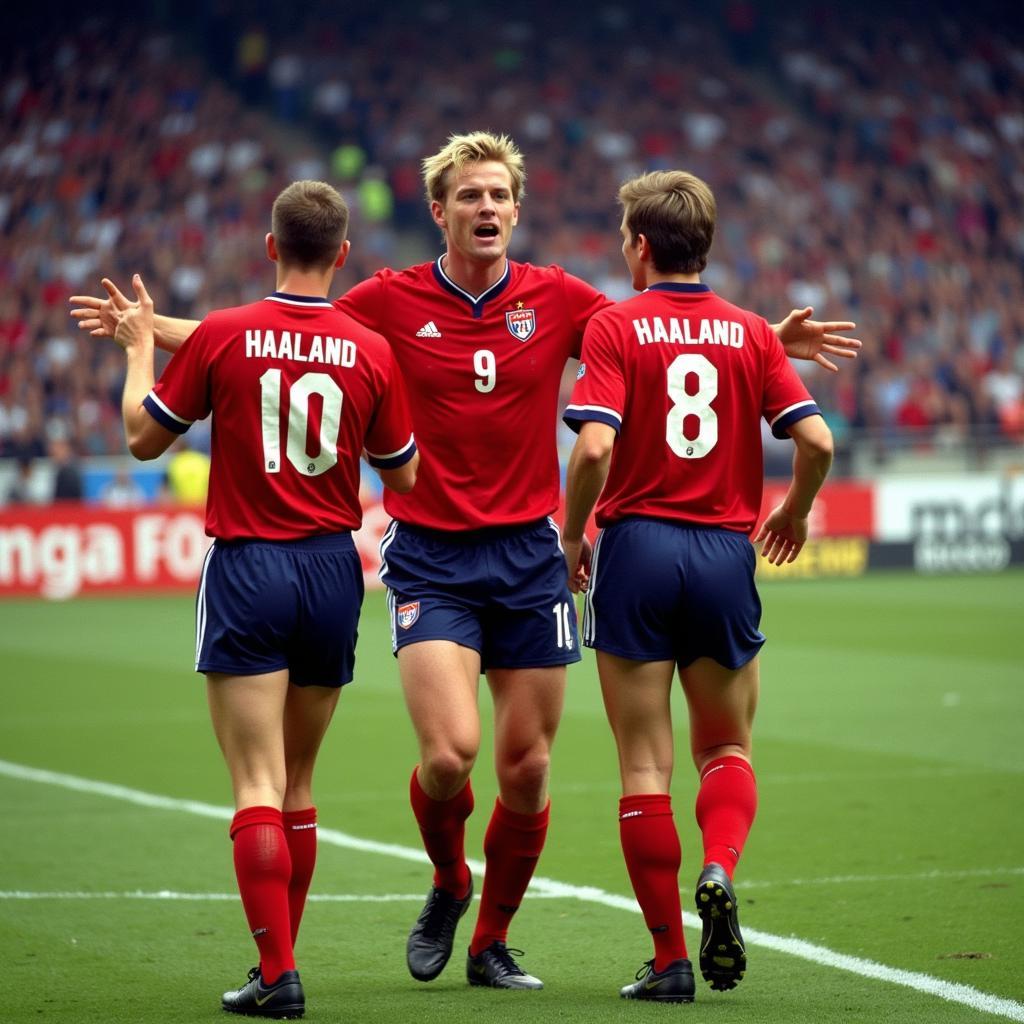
[195, 532, 363, 687]
[377, 517, 580, 671]
[582, 518, 765, 670]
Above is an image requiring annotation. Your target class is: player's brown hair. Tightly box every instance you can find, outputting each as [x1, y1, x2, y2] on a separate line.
[618, 171, 716, 274]
[271, 180, 349, 270]
[422, 131, 527, 204]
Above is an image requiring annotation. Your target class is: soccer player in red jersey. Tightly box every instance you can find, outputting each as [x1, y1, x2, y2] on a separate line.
[91, 181, 418, 1019]
[562, 170, 834, 1002]
[72, 133, 857, 992]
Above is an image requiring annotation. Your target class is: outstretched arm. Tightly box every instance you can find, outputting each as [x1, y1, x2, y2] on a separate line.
[771, 306, 861, 373]
[563, 421, 616, 593]
[753, 414, 833, 564]
[70, 277, 199, 353]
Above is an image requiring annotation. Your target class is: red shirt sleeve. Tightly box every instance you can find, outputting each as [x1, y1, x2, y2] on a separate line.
[143, 321, 213, 432]
[758, 321, 821, 437]
[562, 310, 626, 434]
[561, 271, 614, 359]
[364, 345, 416, 468]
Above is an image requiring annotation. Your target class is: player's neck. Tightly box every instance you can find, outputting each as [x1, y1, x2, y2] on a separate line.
[275, 268, 334, 299]
[644, 270, 702, 288]
[441, 251, 507, 298]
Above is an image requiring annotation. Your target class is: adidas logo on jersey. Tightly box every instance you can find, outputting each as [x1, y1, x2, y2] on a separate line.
[416, 321, 442, 338]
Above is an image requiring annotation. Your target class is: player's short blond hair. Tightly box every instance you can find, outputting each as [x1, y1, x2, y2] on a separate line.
[618, 171, 716, 274]
[271, 180, 349, 270]
[422, 132, 527, 204]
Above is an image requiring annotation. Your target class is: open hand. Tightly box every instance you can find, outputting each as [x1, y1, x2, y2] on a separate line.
[775, 307, 862, 373]
[112, 275, 155, 351]
[752, 504, 808, 565]
[70, 277, 136, 339]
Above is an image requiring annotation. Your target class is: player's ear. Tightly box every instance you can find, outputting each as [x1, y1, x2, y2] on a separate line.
[429, 200, 446, 231]
[266, 233, 278, 262]
[335, 239, 351, 269]
[636, 233, 652, 262]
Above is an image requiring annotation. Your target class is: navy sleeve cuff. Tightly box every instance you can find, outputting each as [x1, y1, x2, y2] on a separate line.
[367, 436, 417, 469]
[562, 406, 622, 435]
[143, 393, 191, 434]
[770, 401, 822, 439]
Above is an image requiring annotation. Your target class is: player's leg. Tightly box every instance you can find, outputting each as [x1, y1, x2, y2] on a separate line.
[584, 520, 694, 1002]
[400, 639, 481, 981]
[598, 652, 693, 1002]
[280, 683, 341, 948]
[673, 526, 763, 993]
[207, 670, 302, 1015]
[460, 664, 563, 990]
[680, 656, 759, 875]
[679, 656, 759, 993]
[463, 520, 576, 989]
[276, 534, 361, 953]
[204, 535, 357, 1016]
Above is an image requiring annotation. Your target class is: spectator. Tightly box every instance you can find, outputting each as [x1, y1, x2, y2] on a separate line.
[48, 436, 83, 501]
[1, 3, 1018, 462]
[163, 437, 210, 506]
[4, 454, 36, 505]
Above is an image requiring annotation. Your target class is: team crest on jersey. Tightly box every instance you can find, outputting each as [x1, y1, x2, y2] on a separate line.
[397, 602, 420, 630]
[505, 308, 536, 342]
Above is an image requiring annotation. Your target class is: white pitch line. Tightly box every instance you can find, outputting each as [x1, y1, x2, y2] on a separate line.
[0, 889, 586, 902]
[2, 758, 1022, 1023]
[0, 891, 447, 902]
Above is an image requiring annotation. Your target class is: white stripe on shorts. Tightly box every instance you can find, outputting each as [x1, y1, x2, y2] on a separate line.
[546, 516, 565, 556]
[385, 586, 398, 653]
[194, 542, 216, 670]
[377, 519, 399, 582]
[583, 530, 604, 645]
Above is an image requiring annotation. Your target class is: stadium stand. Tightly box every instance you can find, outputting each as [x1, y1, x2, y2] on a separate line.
[1, 2, 1021, 482]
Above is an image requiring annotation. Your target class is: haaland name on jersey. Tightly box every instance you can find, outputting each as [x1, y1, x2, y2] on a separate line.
[632, 317, 744, 349]
[245, 330, 357, 366]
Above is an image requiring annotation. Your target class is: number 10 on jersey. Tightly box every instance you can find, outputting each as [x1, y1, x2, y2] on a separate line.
[260, 369, 343, 477]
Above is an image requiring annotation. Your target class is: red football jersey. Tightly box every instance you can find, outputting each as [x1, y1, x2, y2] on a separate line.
[564, 283, 821, 533]
[144, 293, 416, 540]
[337, 258, 609, 530]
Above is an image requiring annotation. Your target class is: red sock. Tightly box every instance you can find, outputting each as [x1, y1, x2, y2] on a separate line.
[695, 756, 758, 879]
[470, 799, 549, 955]
[409, 768, 473, 896]
[619, 794, 686, 971]
[230, 806, 294, 984]
[282, 807, 317, 947]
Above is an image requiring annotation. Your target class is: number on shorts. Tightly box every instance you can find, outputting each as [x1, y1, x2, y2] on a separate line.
[260, 369, 343, 476]
[666, 354, 718, 458]
[552, 601, 573, 650]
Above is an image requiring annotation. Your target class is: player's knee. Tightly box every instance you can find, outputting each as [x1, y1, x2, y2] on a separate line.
[498, 747, 551, 799]
[422, 744, 476, 792]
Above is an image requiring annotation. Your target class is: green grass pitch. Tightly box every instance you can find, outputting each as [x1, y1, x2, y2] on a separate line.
[1, 571, 1022, 1023]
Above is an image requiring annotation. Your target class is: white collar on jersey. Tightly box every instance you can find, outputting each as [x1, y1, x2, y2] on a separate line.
[265, 292, 334, 307]
[434, 256, 511, 304]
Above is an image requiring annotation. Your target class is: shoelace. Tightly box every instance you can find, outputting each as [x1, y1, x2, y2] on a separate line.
[421, 888, 463, 938]
[633, 959, 656, 981]
[483, 944, 528, 977]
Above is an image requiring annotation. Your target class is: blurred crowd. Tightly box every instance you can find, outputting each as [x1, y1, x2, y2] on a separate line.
[1, 1, 1021, 491]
